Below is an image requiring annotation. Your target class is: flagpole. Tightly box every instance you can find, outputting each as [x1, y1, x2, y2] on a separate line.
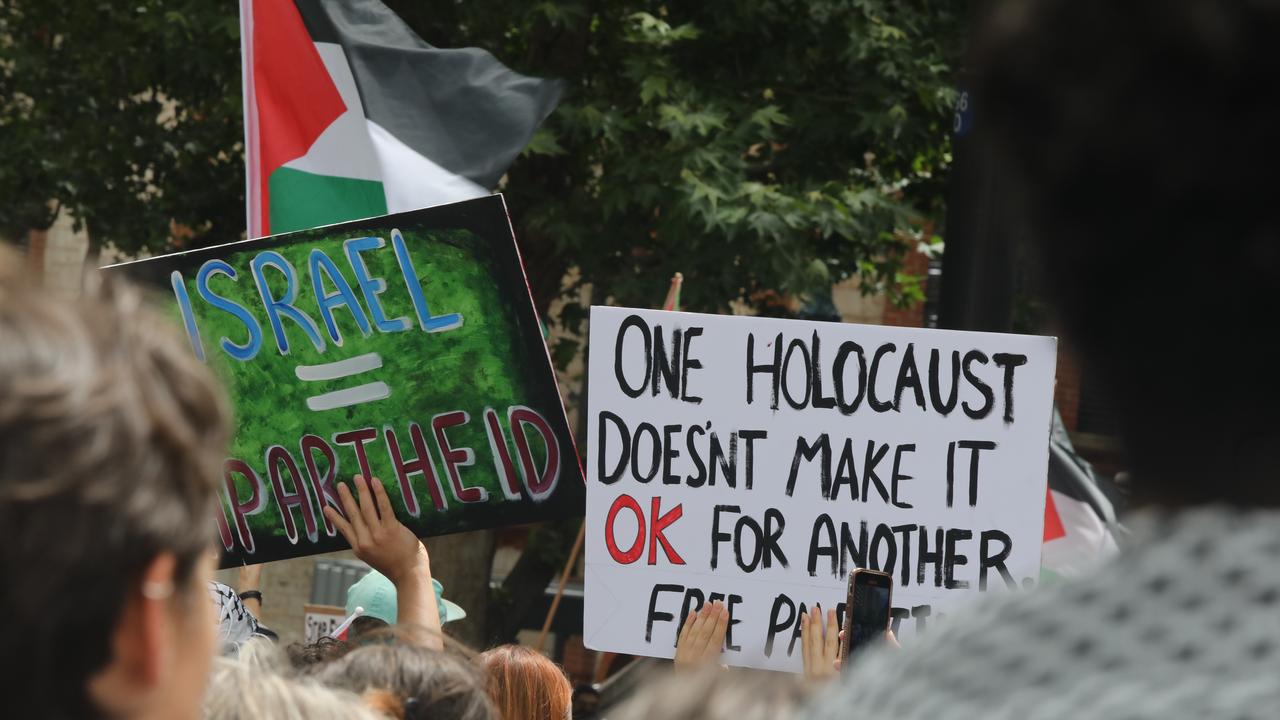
[534, 523, 585, 653]
[662, 272, 684, 312]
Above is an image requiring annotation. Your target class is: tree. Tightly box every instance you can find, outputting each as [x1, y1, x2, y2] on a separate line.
[3, 1, 962, 307]
[0, 2, 243, 254]
[387, 0, 963, 322]
[0, 0, 965, 643]
[385, 0, 965, 642]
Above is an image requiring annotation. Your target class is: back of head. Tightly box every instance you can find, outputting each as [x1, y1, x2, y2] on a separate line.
[479, 644, 572, 720]
[205, 640, 384, 720]
[612, 666, 807, 720]
[0, 251, 230, 716]
[287, 636, 352, 670]
[971, 0, 1280, 505]
[317, 639, 495, 720]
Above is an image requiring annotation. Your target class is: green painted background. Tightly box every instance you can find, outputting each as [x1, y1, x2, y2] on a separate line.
[108, 197, 584, 566]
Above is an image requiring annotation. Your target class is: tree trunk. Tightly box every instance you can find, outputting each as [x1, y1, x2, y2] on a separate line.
[428, 529, 498, 649]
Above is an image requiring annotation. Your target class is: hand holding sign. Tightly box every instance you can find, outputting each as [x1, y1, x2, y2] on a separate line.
[323, 476, 443, 649]
[800, 606, 840, 681]
[324, 476, 427, 583]
[673, 601, 730, 667]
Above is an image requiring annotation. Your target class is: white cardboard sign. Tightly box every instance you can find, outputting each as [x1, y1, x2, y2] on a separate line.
[303, 604, 346, 643]
[583, 307, 1058, 672]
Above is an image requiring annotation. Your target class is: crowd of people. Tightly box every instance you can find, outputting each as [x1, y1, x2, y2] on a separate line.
[4, 0, 1280, 717]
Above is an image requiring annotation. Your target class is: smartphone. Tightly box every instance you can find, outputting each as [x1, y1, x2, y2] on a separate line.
[840, 568, 893, 661]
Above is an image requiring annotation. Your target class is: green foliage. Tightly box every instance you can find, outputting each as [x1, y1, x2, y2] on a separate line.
[0, 1, 243, 250]
[1, 0, 964, 330]
[390, 0, 965, 335]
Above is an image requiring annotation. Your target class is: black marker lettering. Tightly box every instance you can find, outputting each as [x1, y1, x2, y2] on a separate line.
[992, 353, 1028, 423]
[961, 350, 993, 419]
[614, 315, 651, 398]
[746, 332, 782, 409]
[868, 343, 897, 412]
[680, 327, 705, 404]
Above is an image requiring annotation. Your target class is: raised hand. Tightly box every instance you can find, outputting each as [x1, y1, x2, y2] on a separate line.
[323, 475, 427, 584]
[323, 475, 442, 649]
[673, 600, 730, 667]
[801, 605, 840, 681]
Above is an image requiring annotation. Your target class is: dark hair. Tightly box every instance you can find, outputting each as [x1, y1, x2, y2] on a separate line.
[0, 255, 231, 718]
[287, 636, 353, 670]
[971, 0, 1280, 505]
[316, 635, 495, 720]
[349, 614, 391, 641]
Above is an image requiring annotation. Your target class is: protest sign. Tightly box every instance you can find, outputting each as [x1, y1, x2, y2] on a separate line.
[304, 604, 347, 643]
[106, 196, 585, 567]
[583, 307, 1057, 672]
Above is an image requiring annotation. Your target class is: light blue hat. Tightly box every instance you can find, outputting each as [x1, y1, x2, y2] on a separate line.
[345, 570, 466, 627]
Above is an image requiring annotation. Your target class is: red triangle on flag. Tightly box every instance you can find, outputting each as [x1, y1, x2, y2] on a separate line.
[1043, 487, 1066, 542]
[244, 0, 348, 235]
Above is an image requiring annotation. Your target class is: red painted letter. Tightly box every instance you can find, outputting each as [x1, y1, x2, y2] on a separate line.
[432, 411, 486, 503]
[605, 494, 646, 564]
[648, 497, 686, 565]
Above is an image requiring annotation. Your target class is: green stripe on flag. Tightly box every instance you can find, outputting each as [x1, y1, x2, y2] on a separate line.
[268, 166, 388, 234]
[1039, 566, 1065, 587]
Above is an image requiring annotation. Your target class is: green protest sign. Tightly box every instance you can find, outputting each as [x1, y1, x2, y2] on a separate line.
[106, 196, 584, 566]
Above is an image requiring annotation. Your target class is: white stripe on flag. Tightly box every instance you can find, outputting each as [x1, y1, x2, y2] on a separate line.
[282, 43, 382, 182]
[278, 41, 487, 211]
[367, 119, 488, 213]
[1042, 490, 1120, 577]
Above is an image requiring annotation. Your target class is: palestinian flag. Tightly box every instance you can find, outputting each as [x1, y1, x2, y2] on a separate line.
[662, 272, 684, 311]
[240, 0, 562, 237]
[1041, 410, 1123, 582]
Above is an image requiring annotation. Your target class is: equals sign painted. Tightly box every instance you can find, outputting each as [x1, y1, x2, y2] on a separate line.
[295, 352, 392, 412]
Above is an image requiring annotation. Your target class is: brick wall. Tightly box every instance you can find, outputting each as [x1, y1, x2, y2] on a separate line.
[881, 248, 930, 328]
[560, 634, 597, 686]
[1054, 341, 1083, 433]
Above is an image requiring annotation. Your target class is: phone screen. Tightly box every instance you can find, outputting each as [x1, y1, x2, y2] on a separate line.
[846, 572, 892, 657]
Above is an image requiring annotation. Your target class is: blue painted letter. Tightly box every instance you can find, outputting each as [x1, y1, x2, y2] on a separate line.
[170, 271, 206, 362]
[309, 248, 371, 346]
[391, 229, 463, 333]
[197, 259, 263, 362]
[250, 250, 325, 355]
[343, 236, 411, 333]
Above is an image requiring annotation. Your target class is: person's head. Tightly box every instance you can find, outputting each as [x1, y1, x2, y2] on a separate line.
[349, 614, 392, 641]
[204, 640, 385, 720]
[971, 0, 1280, 505]
[317, 639, 495, 720]
[479, 644, 572, 720]
[612, 665, 807, 720]
[0, 255, 231, 719]
[286, 636, 352, 671]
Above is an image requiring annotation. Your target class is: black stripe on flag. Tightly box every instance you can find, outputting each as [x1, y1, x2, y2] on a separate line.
[293, 0, 563, 189]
